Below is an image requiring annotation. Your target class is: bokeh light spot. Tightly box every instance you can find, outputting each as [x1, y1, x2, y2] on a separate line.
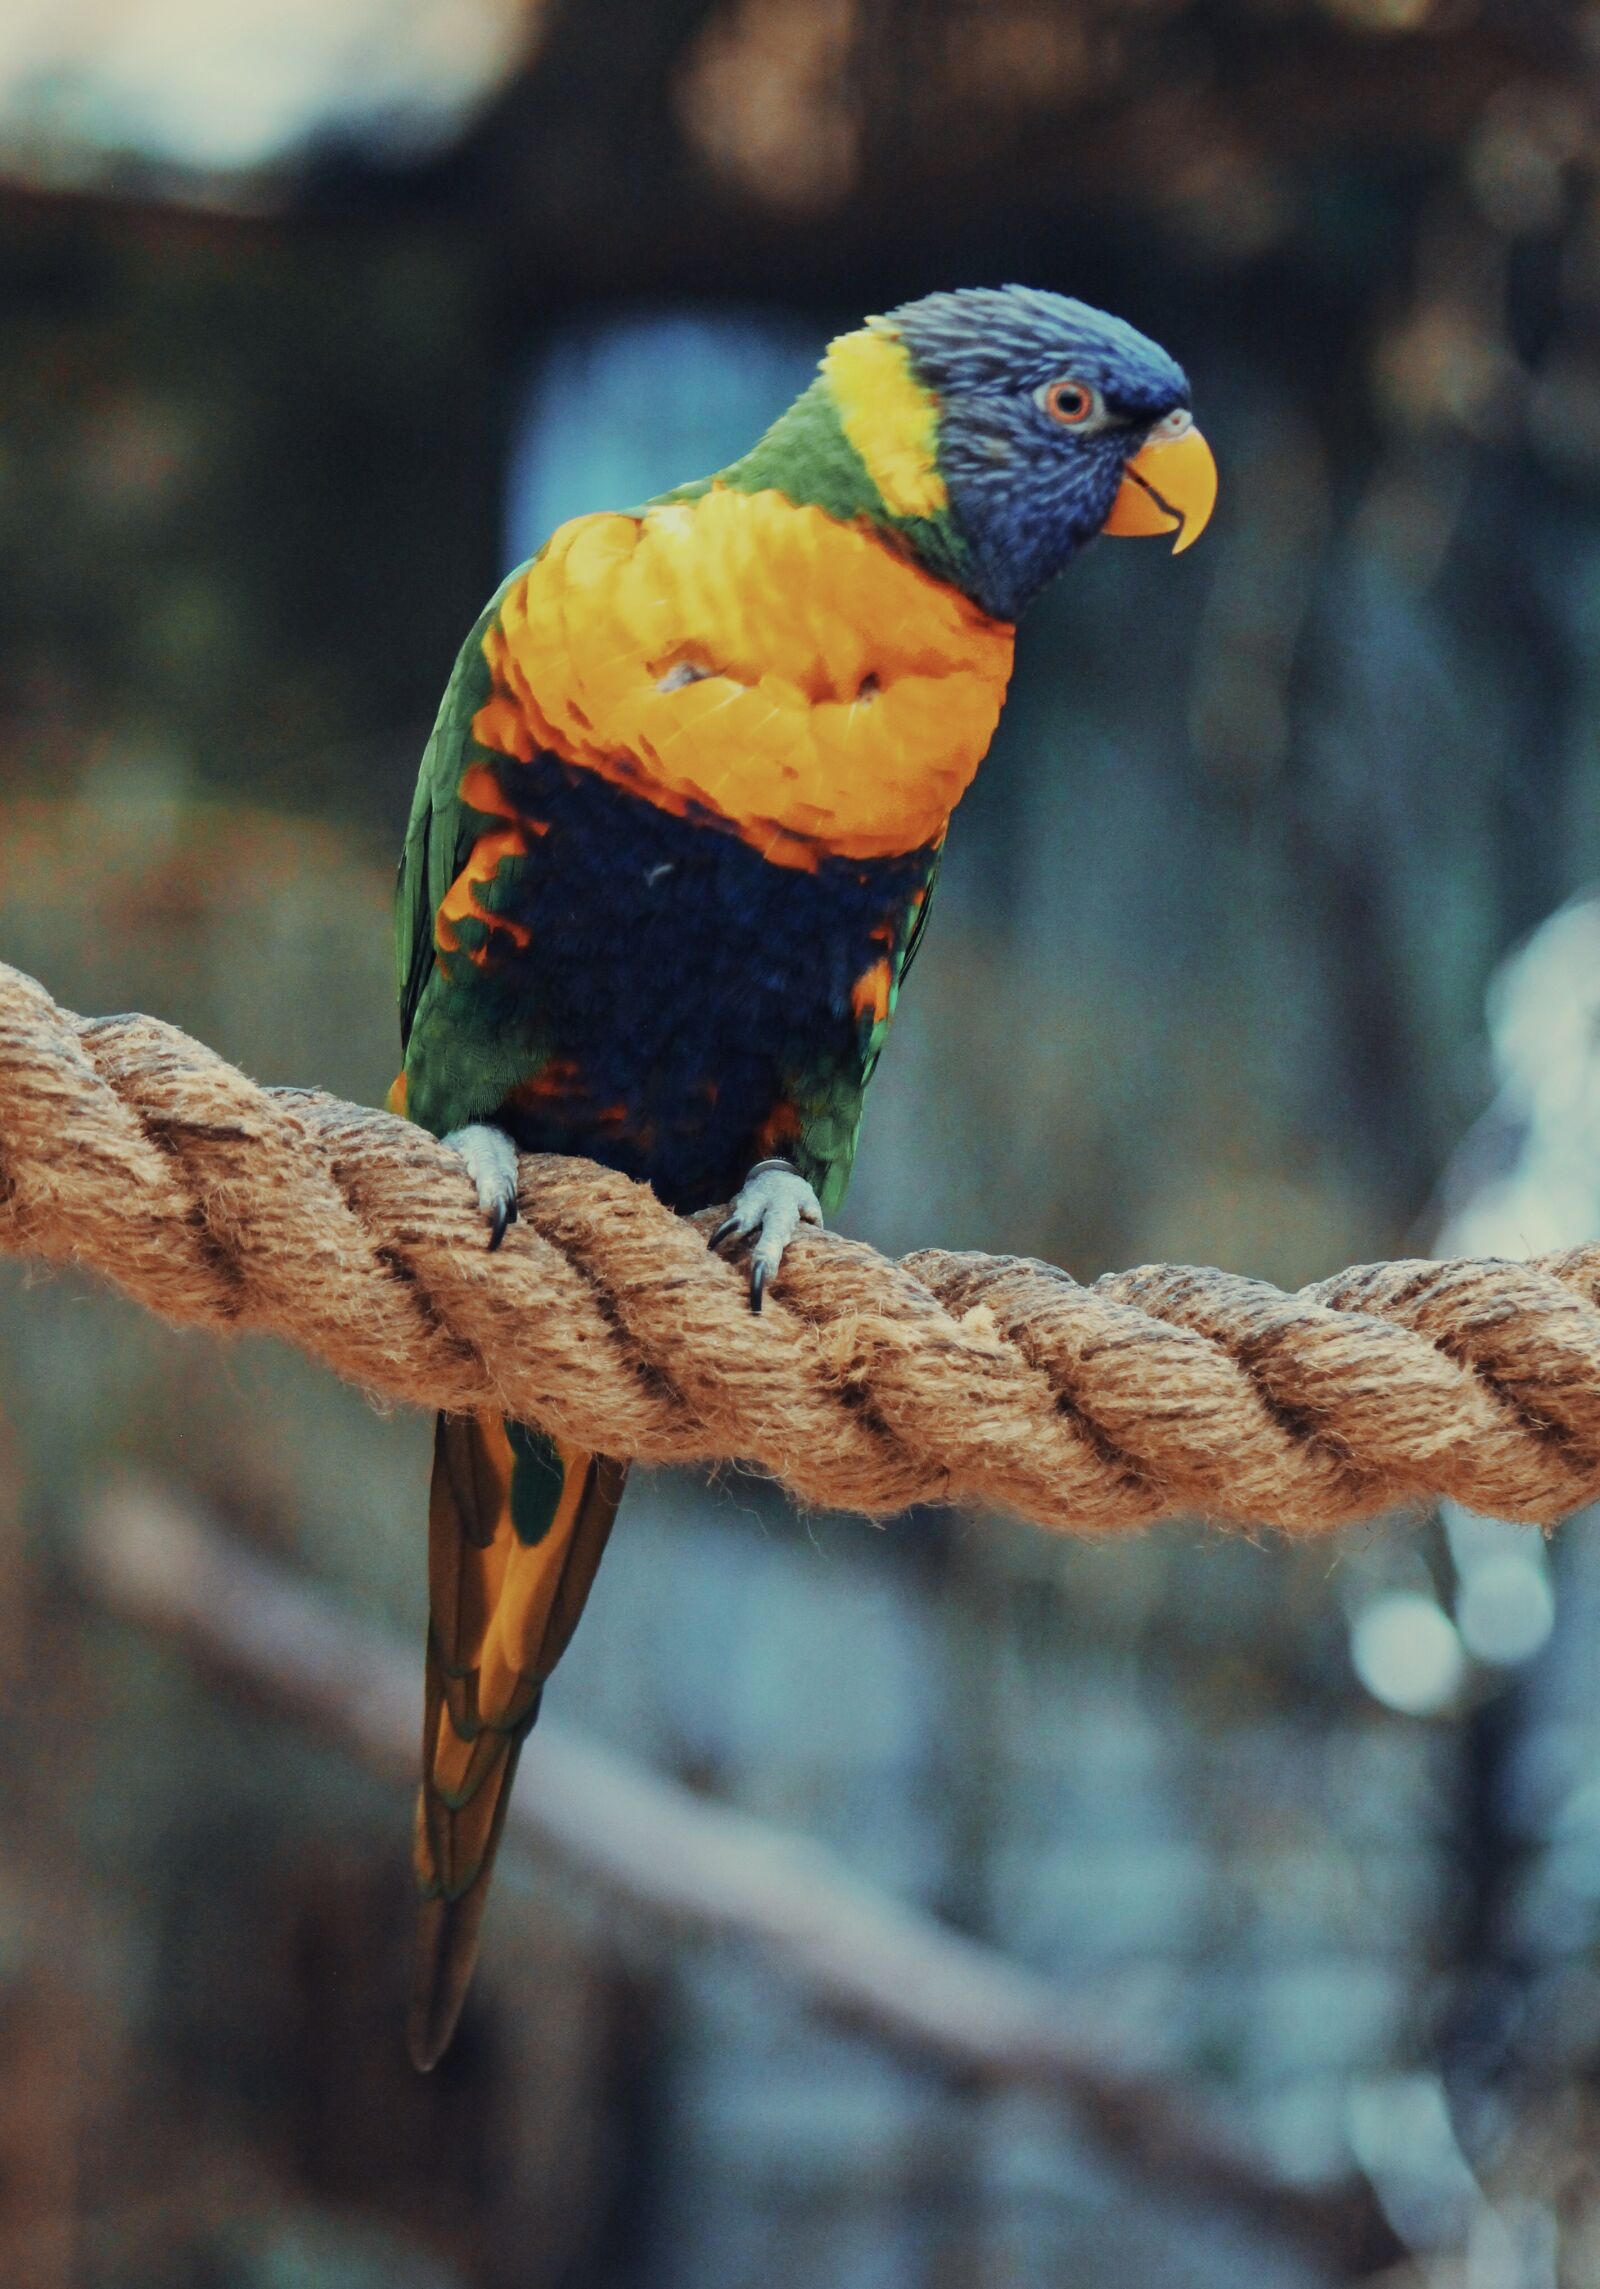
[1456, 1554, 1556, 1668]
[1351, 1594, 1466, 1716]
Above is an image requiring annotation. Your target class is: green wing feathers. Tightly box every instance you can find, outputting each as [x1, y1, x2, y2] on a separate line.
[408, 1413, 627, 2071]
[395, 591, 509, 1058]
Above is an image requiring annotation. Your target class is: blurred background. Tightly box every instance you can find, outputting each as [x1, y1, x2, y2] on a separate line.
[4, 1, 1600, 2283]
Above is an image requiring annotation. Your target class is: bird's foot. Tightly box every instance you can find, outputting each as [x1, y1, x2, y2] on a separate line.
[711, 1159, 823, 1312]
[443, 1122, 519, 1250]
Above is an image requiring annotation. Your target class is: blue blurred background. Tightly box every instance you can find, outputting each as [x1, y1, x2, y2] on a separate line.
[3, 3, 1600, 2284]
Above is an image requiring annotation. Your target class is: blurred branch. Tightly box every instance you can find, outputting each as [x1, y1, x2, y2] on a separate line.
[81, 1481, 1404, 2276]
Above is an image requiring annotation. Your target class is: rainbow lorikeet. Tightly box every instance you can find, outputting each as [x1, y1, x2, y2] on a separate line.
[391, 284, 1217, 2067]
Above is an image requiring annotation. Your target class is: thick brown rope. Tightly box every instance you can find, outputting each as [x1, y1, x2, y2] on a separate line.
[1, 955, 1596, 1533]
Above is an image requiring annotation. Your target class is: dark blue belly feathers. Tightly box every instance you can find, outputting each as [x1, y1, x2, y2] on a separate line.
[436, 749, 934, 1213]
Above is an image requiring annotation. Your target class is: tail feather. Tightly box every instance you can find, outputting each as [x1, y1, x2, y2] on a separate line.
[408, 1411, 626, 2071]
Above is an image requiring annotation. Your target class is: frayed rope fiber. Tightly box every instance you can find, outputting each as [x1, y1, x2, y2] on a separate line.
[2, 955, 1599, 1534]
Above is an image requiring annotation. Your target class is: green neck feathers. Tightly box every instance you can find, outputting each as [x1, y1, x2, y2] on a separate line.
[656, 334, 977, 602]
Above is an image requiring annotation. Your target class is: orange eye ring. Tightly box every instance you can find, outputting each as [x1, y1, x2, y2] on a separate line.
[1041, 378, 1095, 426]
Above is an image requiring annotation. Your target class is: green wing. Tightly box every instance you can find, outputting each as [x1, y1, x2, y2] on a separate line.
[396, 594, 502, 1058]
[787, 846, 943, 1215]
[895, 853, 941, 996]
[395, 579, 561, 1138]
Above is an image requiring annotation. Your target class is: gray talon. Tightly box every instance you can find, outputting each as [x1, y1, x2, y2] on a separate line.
[711, 1159, 822, 1310]
[443, 1123, 520, 1250]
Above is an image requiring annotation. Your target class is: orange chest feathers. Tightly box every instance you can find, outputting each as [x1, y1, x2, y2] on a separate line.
[471, 485, 1016, 871]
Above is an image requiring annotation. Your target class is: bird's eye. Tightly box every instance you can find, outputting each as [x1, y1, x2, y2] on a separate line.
[1035, 377, 1100, 428]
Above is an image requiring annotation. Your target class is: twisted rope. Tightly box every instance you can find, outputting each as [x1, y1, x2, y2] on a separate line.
[1, 956, 1596, 1533]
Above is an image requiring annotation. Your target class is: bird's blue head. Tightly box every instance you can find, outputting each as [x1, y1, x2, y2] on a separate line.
[819, 284, 1217, 622]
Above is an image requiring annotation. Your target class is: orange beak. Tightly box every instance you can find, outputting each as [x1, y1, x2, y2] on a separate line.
[1102, 420, 1218, 555]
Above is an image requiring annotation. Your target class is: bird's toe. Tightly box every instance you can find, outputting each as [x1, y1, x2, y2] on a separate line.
[710, 1160, 823, 1311]
[443, 1123, 521, 1250]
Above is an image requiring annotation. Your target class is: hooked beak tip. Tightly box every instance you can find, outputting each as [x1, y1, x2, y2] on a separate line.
[1102, 422, 1218, 555]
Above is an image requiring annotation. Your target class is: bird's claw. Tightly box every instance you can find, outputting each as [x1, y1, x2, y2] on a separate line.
[443, 1123, 520, 1251]
[711, 1158, 823, 1311]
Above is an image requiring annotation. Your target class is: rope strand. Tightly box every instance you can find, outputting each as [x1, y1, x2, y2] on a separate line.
[1, 957, 1595, 1533]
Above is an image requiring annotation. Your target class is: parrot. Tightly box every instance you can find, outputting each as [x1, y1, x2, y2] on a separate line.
[390, 283, 1217, 2068]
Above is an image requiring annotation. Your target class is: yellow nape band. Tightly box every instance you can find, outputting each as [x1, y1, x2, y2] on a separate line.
[822, 323, 947, 520]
